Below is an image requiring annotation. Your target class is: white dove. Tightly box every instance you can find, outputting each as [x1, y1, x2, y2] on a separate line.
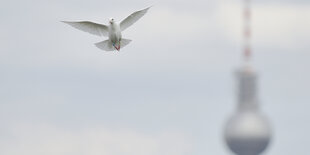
[62, 7, 151, 51]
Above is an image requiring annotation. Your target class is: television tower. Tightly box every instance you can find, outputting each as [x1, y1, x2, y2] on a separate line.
[224, 0, 272, 155]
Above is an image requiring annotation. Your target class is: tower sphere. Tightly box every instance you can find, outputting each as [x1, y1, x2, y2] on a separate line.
[225, 111, 271, 155]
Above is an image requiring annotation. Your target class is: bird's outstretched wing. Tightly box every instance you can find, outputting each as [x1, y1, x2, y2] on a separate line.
[62, 21, 109, 37]
[120, 7, 151, 31]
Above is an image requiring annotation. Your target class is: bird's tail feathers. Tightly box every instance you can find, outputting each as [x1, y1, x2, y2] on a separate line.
[94, 39, 132, 51]
[119, 38, 132, 49]
[95, 40, 115, 51]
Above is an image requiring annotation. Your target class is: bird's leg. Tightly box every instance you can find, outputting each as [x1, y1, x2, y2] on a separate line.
[114, 41, 120, 51]
[112, 42, 118, 51]
[118, 41, 121, 51]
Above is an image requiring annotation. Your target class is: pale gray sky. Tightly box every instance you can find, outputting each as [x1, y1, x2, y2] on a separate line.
[0, 0, 309, 155]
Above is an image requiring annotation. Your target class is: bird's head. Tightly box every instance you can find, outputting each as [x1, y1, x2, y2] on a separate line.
[109, 18, 115, 24]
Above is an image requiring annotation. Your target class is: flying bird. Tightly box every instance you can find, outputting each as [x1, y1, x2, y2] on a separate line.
[62, 7, 151, 51]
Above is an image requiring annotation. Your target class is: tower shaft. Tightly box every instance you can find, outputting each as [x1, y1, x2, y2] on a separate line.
[236, 69, 258, 111]
[238, 0, 258, 111]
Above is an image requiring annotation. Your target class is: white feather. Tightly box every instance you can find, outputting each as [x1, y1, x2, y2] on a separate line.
[62, 21, 109, 37]
[120, 7, 151, 31]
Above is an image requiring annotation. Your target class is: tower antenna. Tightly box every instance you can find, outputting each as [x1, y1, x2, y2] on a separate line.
[243, 0, 252, 62]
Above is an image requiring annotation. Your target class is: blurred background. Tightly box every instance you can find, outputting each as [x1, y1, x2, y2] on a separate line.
[0, 0, 309, 155]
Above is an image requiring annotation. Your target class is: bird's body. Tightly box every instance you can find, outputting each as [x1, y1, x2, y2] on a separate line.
[109, 22, 122, 50]
[63, 7, 151, 51]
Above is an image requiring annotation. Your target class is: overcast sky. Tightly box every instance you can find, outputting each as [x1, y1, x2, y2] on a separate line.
[0, 0, 309, 155]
